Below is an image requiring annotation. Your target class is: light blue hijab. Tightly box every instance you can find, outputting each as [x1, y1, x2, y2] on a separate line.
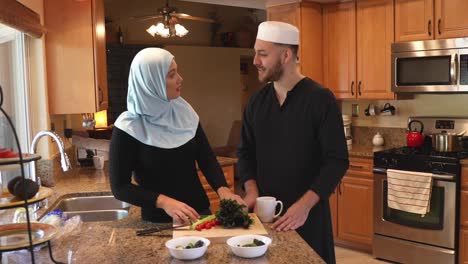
[114, 48, 199, 149]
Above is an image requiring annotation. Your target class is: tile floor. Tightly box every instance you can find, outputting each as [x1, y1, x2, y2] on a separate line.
[335, 247, 389, 263]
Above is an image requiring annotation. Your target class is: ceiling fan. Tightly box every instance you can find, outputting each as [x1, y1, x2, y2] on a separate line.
[132, 0, 217, 38]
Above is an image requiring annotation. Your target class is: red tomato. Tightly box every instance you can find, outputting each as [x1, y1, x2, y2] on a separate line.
[205, 223, 212, 229]
[210, 219, 217, 226]
[196, 225, 203, 231]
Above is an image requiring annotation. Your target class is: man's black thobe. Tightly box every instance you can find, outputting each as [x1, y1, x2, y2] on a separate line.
[237, 77, 349, 264]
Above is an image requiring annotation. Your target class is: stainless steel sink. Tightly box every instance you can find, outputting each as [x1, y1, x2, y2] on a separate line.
[51, 195, 131, 222]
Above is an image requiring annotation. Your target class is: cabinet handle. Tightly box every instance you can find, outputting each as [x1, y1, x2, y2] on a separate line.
[358, 81, 362, 96]
[428, 20, 432, 36]
[351, 81, 354, 96]
[98, 87, 103, 104]
[438, 19, 441, 35]
[350, 164, 364, 169]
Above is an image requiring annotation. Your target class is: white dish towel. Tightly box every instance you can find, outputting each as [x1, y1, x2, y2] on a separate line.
[387, 169, 433, 216]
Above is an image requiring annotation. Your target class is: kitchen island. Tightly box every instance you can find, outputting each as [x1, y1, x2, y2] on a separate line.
[2, 161, 325, 264]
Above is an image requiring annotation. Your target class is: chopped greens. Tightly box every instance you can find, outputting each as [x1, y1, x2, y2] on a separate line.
[237, 238, 265, 247]
[175, 240, 205, 249]
[238, 239, 266, 247]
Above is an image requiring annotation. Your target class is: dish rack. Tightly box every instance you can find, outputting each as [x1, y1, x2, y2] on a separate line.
[0, 86, 62, 263]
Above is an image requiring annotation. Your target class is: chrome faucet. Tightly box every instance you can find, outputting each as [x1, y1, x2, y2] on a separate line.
[29, 130, 72, 182]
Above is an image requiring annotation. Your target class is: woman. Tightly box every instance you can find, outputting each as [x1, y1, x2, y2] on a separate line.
[109, 48, 244, 224]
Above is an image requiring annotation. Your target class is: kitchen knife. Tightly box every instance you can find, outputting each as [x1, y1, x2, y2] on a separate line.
[135, 224, 188, 236]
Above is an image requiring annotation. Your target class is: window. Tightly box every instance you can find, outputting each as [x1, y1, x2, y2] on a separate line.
[0, 23, 32, 182]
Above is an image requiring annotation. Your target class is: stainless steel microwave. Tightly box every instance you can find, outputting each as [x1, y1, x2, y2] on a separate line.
[392, 38, 468, 93]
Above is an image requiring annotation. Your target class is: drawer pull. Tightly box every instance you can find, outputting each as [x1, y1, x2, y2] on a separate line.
[349, 164, 364, 169]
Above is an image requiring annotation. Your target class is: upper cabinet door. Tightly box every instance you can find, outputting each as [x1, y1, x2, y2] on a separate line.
[435, 0, 468, 39]
[45, 0, 108, 114]
[323, 2, 356, 99]
[356, 0, 394, 99]
[267, 3, 300, 27]
[395, 0, 434, 42]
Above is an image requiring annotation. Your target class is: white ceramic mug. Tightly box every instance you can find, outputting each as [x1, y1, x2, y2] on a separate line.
[256, 196, 283, 223]
[93, 156, 104, 170]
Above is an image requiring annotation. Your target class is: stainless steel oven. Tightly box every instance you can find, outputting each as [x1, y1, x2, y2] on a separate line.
[373, 116, 468, 264]
[373, 170, 456, 263]
[392, 38, 468, 93]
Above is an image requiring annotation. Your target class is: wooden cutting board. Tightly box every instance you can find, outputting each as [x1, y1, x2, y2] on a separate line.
[173, 213, 269, 243]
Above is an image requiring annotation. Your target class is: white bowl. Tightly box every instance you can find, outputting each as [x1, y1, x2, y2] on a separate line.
[165, 236, 210, 260]
[226, 234, 272, 258]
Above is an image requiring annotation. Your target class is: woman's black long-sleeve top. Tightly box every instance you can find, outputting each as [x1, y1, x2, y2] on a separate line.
[109, 123, 228, 222]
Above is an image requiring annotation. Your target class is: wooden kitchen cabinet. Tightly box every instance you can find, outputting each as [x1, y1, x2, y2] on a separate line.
[461, 229, 468, 264]
[395, 0, 468, 42]
[323, 0, 394, 100]
[460, 164, 468, 264]
[330, 157, 374, 252]
[45, 0, 108, 114]
[267, 1, 323, 84]
[198, 163, 235, 213]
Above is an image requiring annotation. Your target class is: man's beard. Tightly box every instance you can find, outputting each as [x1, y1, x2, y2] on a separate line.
[258, 60, 283, 83]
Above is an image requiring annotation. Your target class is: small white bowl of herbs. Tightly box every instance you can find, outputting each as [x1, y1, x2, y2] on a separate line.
[226, 234, 272, 258]
[165, 236, 210, 260]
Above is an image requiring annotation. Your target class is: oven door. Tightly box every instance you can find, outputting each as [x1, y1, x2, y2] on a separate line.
[374, 172, 456, 249]
[392, 49, 459, 93]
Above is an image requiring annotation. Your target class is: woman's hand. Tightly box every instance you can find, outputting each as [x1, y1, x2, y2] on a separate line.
[217, 186, 247, 208]
[156, 194, 200, 224]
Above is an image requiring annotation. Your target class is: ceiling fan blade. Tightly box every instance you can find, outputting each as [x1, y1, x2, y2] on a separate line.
[130, 15, 163, 21]
[173, 13, 216, 23]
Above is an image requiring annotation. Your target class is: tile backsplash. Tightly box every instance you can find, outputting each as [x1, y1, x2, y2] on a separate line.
[352, 126, 406, 148]
[36, 145, 76, 187]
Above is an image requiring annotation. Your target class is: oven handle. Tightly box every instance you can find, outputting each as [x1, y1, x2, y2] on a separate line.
[432, 174, 455, 180]
[373, 168, 455, 181]
[451, 53, 458, 85]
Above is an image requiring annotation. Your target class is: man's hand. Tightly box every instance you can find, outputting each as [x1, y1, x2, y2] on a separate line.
[217, 186, 246, 207]
[156, 194, 200, 224]
[271, 190, 319, 231]
[243, 179, 259, 209]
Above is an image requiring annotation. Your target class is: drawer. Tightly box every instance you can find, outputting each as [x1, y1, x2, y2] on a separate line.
[462, 166, 468, 189]
[347, 157, 373, 179]
[462, 191, 468, 228]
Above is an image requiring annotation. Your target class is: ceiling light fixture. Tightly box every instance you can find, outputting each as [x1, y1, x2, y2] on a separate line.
[146, 16, 188, 38]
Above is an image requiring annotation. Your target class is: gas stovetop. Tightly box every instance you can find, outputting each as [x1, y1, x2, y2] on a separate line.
[374, 146, 466, 176]
[376, 146, 468, 161]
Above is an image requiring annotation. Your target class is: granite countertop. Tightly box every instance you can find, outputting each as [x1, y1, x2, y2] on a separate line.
[347, 143, 395, 159]
[1, 162, 324, 264]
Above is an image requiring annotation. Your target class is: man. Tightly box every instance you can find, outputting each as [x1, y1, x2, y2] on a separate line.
[237, 21, 349, 264]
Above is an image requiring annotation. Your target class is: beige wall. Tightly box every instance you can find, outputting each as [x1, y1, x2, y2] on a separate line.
[165, 45, 254, 147]
[105, 0, 263, 47]
[341, 94, 468, 128]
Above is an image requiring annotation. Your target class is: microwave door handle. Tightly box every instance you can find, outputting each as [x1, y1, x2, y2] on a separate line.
[451, 53, 458, 85]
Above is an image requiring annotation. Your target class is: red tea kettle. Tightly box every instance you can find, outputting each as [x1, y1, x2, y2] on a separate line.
[407, 120, 425, 147]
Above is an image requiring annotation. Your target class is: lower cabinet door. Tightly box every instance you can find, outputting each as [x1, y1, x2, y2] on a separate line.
[337, 176, 373, 246]
[460, 229, 468, 264]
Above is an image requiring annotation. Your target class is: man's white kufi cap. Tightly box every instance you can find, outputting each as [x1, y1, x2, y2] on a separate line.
[256, 21, 299, 45]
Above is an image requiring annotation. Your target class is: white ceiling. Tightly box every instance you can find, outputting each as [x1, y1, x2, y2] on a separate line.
[182, 0, 346, 10]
